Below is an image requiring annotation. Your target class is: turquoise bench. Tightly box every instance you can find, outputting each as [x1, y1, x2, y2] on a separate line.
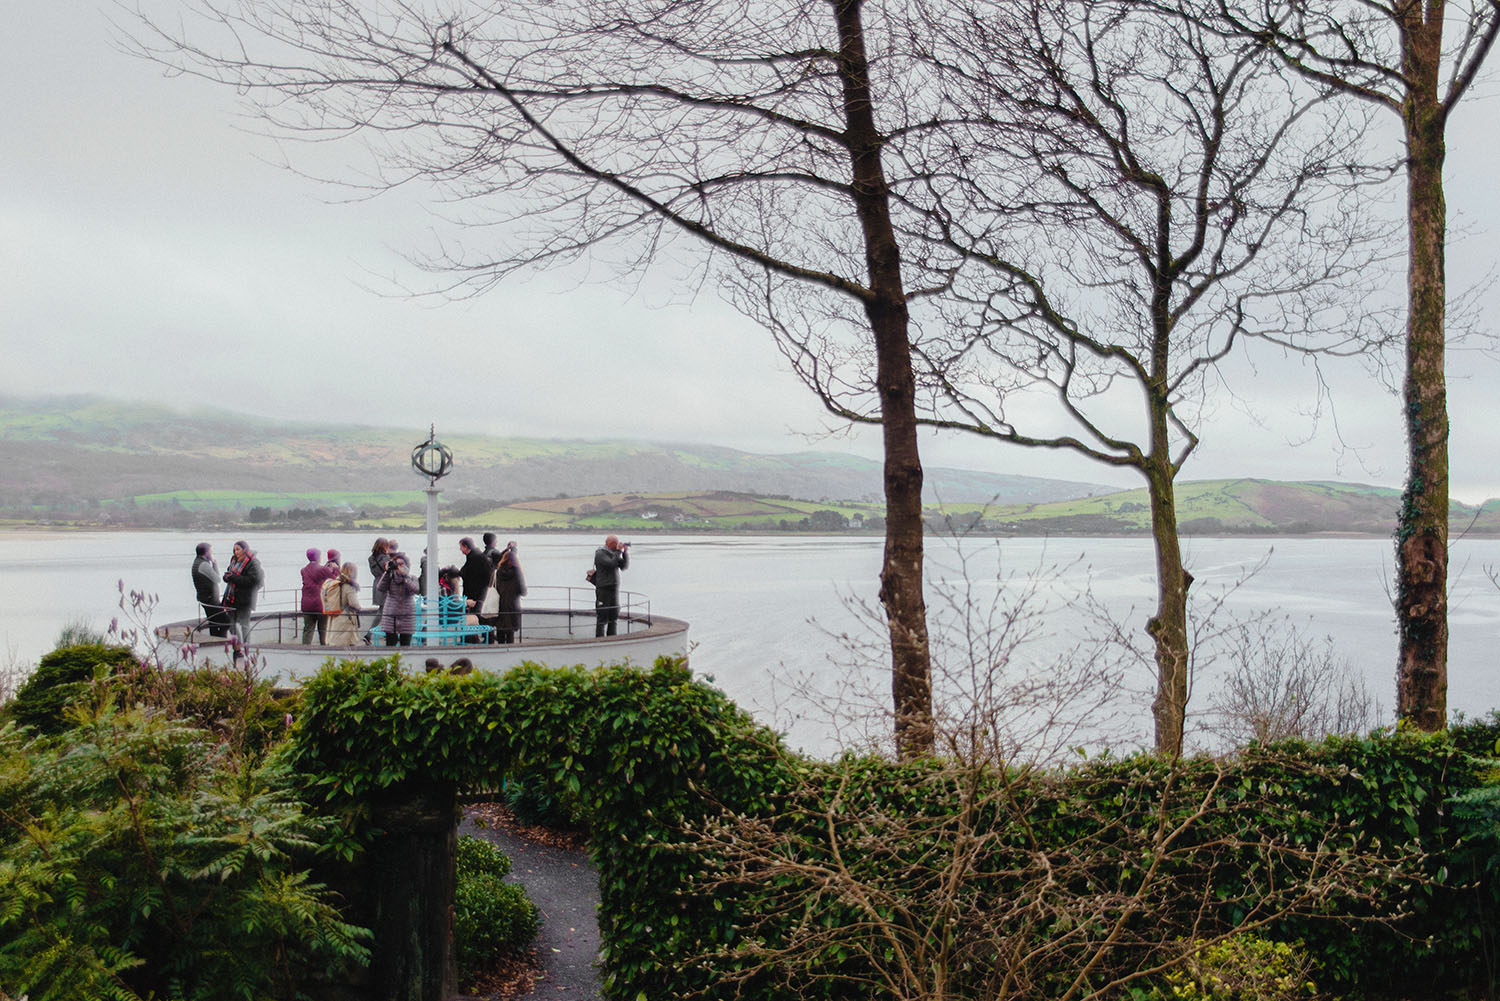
[371, 595, 493, 646]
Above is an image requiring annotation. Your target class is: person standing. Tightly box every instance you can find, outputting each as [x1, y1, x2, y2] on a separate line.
[221, 540, 264, 647]
[458, 538, 491, 643]
[379, 553, 420, 647]
[482, 532, 500, 568]
[592, 535, 630, 637]
[191, 542, 227, 637]
[369, 538, 391, 620]
[492, 541, 527, 644]
[299, 548, 339, 645]
[323, 563, 366, 646]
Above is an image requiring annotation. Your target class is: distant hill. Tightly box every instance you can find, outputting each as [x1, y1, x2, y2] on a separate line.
[0, 394, 1109, 509]
[936, 479, 1500, 535]
[6, 395, 1493, 535]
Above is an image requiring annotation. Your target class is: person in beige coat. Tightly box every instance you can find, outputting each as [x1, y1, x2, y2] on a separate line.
[323, 563, 366, 646]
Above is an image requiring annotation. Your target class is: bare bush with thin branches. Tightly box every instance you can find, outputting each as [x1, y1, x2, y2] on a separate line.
[678, 744, 1417, 1001]
[1197, 615, 1374, 749]
[773, 530, 1137, 766]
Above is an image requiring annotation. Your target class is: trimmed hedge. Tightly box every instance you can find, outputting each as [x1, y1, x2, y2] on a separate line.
[282, 657, 1500, 1001]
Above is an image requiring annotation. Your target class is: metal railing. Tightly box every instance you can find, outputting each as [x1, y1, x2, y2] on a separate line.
[185, 585, 654, 647]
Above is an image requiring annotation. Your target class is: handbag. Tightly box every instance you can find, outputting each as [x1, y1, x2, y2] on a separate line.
[480, 574, 500, 616]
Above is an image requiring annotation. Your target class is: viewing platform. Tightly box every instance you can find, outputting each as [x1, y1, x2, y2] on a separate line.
[156, 584, 690, 680]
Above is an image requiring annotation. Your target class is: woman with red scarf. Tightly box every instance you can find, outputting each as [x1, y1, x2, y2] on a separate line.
[222, 540, 264, 646]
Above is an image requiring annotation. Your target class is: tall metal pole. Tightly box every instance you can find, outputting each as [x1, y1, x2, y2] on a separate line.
[411, 427, 453, 646]
[425, 485, 441, 637]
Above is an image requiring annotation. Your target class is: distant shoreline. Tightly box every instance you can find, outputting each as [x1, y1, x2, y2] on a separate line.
[3, 522, 1480, 541]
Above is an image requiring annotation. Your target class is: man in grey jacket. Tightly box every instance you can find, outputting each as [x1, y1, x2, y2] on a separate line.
[191, 542, 227, 637]
[592, 535, 630, 637]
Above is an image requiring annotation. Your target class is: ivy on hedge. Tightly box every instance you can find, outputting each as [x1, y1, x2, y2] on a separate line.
[281, 657, 1500, 1001]
[282, 655, 793, 997]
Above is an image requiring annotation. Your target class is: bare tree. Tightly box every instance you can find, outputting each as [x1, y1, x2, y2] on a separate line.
[1203, 0, 1500, 732]
[122, 0, 942, 754]
[768, 0, 1383, 754]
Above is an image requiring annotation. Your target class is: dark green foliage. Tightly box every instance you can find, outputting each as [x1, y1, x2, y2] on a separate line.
[1450, 708, 1500, 758]
[282, 655, 790, 999]
[0, 708, 370, 1000]
[453, 835, 539, 983]
[503, 766, 583, 830]
[4, 643, 294, 764]
[110, 658, 299, 763]
[281, 659, 1500, 1001]
[5, 643, 137, 734]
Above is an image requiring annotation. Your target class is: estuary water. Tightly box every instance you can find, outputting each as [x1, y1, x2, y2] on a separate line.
[1, 530, 1498, 755]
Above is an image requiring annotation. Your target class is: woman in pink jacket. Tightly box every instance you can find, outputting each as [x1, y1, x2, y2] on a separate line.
[300, 548, 339, 645]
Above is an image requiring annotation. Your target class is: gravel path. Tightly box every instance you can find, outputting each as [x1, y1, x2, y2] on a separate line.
[460, 810, 605, 1000]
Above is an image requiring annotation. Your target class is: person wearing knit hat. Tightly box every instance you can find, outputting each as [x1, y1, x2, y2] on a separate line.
[300, 547, 339, 645]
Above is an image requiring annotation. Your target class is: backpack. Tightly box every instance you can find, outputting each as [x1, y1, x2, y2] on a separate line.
[321, 578, 344, 615]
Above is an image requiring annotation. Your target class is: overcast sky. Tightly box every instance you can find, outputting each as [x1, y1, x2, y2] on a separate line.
[4, 4, 1499, 501]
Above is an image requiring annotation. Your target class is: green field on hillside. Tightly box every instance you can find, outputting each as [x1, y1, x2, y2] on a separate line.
[126, 489, 427, 510]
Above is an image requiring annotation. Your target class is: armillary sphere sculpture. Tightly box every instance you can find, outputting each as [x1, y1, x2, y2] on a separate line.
[411, 427, 453, 484]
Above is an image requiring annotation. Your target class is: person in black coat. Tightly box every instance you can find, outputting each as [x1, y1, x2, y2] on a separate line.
[222, 540, 264, 646]
[458, 538, 491, 643]
[191, 542, 228, 637]
[492, 542, 527, 644]
[592, 535, 630, 637]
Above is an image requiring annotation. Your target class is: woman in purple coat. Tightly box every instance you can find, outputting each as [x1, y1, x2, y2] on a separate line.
[300, 548, 339, 645]
[378, 553, 421, 647]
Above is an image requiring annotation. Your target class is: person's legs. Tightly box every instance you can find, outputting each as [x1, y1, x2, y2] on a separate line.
[384, 630, 398, 647]
[202, 603, 226, 637]
[596, 587, 619, 637]
[301, 612, 318, 645]
[233, 607, 253, 645]
[397, 632, 412, 647]
[316, 614, 328, 644]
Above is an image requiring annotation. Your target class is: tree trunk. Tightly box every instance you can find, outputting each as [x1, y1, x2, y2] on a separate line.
[1144, 460, 1191, 757]
[832, 0, 933, 757]
[367, 784, 459, 1001]
[1395, 3, 1449, 731]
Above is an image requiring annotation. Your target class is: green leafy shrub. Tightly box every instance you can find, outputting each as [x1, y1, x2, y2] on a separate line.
[1161, 934, 1317, 1001]
[111, 658, 299, 763]
[4, 643, 137, 734]
[280, 658, 1500, 1001]
[1450, 708, 1500, 759]
[503, 764, 584, 830]
[0, 707, 369, 999]
[454, 835, 539, 983]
